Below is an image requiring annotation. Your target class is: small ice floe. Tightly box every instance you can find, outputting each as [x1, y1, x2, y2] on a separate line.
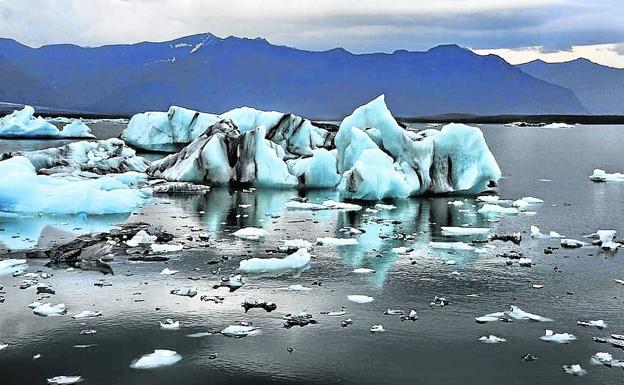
[160, 268, 178, 275]
[242, 300, 277, 313]
[186, 332, 214, 338]
[370, 324, 385, 333]
[615, 279, 624, 285]
[441, 227, 490, 236]
[27, 301, 42, 309]
[521, 354, 538, 362]
[447, 200, 464, 206]
[391, 246, 413, 254]
[129, 349, 182, 369]
[530, 225, 562, 239]
[279, 239, 313, 252]
[479, 335, 506, 344]
[430, 296, 449, 307]
[151, 243, 183, 253]
[33, 353, 41, 360]
[159, 319, 180, 330]
[0, 342, 8, 350]
[80, 330, 97, 335]
[283, 311, 318, 328]
[341, 227, 363, 235]
[33, 303, 67, 317]
[316, 237, 358, 246]
[341, 319, 353, 327]
[476, 305, 552, 323]
[321, 308, 348, 316]
[592, 230, 620, 251]
[561, 238, 585, 248]
[532, 284, 544, 289]
[322, 200, 362, 211]
[71, 311, 102, 319]
[590, 352, 623, 368]
[374, 203, 396, 210]
[577, 320, 607, 329]
[213, 275, 244, 292]
[170, 287, 197, 297]
[478, 204, 519, 215]
[540, 329, 576, 343]
[384, 309, 404, 316]
[401, 309, 419, 321]
[521, 196, 545, 204]
[126, 230, 157, 247]
[477, 195, 508, 204]
[233, 227, 269, 240]
[590, 169, 624, 182]
[353, 268, 375, 274]
[562, 364, 586, 376]
[47, 376, 84, 384]
[429, 241, 474, 251]
[239, 248, 310, 275]
[285, 200, 361, 211]
[221, 324, 260, 337]
[286, 284, 311, 291]
[347, 295, 374, 304]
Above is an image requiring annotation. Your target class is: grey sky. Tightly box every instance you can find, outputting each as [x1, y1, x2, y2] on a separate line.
[0, 0, 622, 67]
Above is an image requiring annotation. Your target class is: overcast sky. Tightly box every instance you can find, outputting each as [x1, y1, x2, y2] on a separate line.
[0, 0, 623, 67]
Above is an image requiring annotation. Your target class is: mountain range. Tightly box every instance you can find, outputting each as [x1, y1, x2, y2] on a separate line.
[0, 33, 620, 118]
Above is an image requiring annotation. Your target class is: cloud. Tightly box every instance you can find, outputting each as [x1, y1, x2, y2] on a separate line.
[0, 0, 622, 63]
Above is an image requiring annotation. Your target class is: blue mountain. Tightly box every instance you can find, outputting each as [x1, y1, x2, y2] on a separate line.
[0, 33, 588, 117]
[519, 58, 624, 115]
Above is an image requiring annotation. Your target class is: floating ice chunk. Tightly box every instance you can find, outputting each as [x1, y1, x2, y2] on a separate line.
[353, 268, 375, 274]
[475, 312, 506, 323]
[374, 203, 396, 210]
[478, 204, 519, 215]
[596, 230, 616, 243]
[391, 246, 413, 254]
[479, 335, 506, 344]
[0, 105, 91, 139]
[71, 311, 102, 319]
[561, 238, 585, 248]
[429, 241, 474, 251]
[441, 227, 490, 236]
[518, 258, 533, 267]
[0, 259, 28, 275]
[159, 319, 180, 330]
[316, 237, 358, 246]
[615, 279, 624, 285]
[322, 200, 362, 211]
[590, 169, 624, 182]
[447, 200, 464, 206]
[287, 284, 311, 291]
[521, 196, 544, 203]
[170, 288, 197, 297]
[591, 352, 613, 366]
[33, 303, 67, 317]
[347, 295, 374, 304]
[126, 230, 157, 247]
[160, 268, 178, 275]
[0, 342, 7, 350]
[370, 324, 385, 333]
[151, 243, 183, 253]
[507, 306, 553, 322]
[221, 325, 260, 337]
[477, 195, 506, 204]
[0, 157, 150, 214]
[530, 225, 562, 239]
[186, 332, 213, 338]
[239, 248, 310, 275]
[540, 329, 576, 343]
[284, 201, 325, 210]
[577, 320, 607, 329]
[562, 364, 586, 376]
[544, 122, 574, 129]
[47, 376, 84, 384]
[233, 227, 269, 240]
[130, 349, 182, 369]
[60, 120, 95, 139]
[279, 239, 313, 251]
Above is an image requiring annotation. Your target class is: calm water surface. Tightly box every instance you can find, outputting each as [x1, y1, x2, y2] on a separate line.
[0, 123, 623, 384]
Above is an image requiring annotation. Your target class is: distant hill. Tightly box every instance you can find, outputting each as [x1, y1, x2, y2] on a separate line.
[0, 33, 587, 118]
[519, 59, 624, 115]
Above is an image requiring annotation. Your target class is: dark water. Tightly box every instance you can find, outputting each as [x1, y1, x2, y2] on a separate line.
[1, 123, 624, 384]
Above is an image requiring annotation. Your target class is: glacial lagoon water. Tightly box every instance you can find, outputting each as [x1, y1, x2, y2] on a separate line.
[1, 123, 624, 384]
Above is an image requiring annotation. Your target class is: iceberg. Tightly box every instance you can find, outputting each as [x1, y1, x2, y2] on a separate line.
[130, 349, 182, 369]
[33, 303, 67, 317]
[147, 95, 500, 199]
[0, 106, 93, 138]
[0, 156, 151, 214]
[590, 169, 624, 182]
[239, 248, 311, 275]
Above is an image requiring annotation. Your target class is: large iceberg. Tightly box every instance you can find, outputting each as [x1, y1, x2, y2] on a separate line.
[122, 105, 334, 155]
[145, 95, 501, 199]
[0, 156, 150, 214]
[0, 106, 95, 138]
